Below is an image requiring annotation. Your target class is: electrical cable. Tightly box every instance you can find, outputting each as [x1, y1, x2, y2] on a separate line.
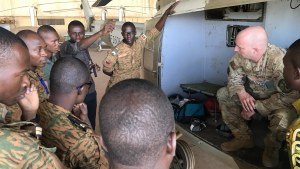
[290, 0, 300, 9]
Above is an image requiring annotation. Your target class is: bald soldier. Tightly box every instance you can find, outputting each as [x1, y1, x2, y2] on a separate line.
[102, 2, 179, 89]
[0, 27, 64, 168]
[217, 26, 299, 168]
[99, 79, 176, 169]
[38, 57, 108, 169]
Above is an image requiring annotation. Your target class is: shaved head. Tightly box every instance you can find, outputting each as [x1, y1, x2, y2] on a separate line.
[237, 26, 268, 50]
[235, 26, 268, 62]
[99, 79, 175, 168]
[50, 57, 90, 94]
[0, 28, 28, 67]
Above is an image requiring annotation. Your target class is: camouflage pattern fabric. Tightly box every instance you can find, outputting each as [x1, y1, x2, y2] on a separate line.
[0, 123, 65, 168]
[103, 28, 160, 88]
[0, 103, 14, 124]
[43, 53, 59, 86]
[217, 44, 299, 141]
[4, 69, 49, 123]
[38, 101, 108, 169]
[28, 68, 49, 102]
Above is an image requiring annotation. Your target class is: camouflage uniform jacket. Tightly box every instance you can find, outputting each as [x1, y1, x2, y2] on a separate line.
[0, 103, 19, 124]
[43, 52, 60, 86]
[228, 43, 299, 112]
[4, 69, 49, 123]
[103, 28, 160, 88]
[60, 41, 96, 94]
[38, 101, 108, 169]
[0, 106, 65, 168]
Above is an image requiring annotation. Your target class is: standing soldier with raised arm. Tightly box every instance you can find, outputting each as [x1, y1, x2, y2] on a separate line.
[60, 20, 114, 130]
[102, 2, 179, 89]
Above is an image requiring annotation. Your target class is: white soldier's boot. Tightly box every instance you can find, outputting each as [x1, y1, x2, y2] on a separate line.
[221, 132, 255, 152]
[262, 136, 280, 168]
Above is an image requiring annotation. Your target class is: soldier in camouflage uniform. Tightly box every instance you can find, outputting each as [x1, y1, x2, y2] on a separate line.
[217, 26, 299, 168]
[5, 30, 49, 122]
[16, 30, 49, 102]
[60, 20, 114, 130]
[38, 57, 108, 169]
[37, 25, 61, 85]
[0, 27, 64, 168]
[103, 1, 180, 89]
[282, 39, 300, 169]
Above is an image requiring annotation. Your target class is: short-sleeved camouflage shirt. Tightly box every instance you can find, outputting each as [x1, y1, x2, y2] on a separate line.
[103, 28, 160, 88]
[38, 101, 108, 169]
[0, 125, 65, 168]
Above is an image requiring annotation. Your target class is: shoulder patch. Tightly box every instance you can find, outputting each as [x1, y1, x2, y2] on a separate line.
[140, 34, 147, 41]
[230, 61, 237, 70]
[278, 79, 292, 93]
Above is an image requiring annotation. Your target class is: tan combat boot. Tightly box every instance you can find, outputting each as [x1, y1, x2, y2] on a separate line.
[221, 136, 255, 152]
[262, 137, 280, 168]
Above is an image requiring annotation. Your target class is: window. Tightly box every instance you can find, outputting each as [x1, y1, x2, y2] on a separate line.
[205, 3, 264, 22]
[38, 19, 65, 25]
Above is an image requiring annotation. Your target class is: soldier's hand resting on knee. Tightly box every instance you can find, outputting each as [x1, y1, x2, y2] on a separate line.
[237, 90, 256, 112]
[241, 110, 255, 120]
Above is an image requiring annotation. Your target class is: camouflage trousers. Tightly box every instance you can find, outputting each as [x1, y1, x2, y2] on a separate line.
[217, 87, 297, 143]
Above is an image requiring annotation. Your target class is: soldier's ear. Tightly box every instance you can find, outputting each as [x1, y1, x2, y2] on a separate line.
[99, 136, 108, 153]
[296, 68, 300, 79]
[77, 86, 84, 95]
[167, 131, 176, 156]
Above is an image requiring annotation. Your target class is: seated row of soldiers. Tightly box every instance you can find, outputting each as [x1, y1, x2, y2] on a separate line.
[0, 22, 176, 169]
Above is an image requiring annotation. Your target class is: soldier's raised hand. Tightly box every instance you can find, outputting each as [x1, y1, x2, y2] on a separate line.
[165, 1, 180, 16]
[18, 84, 39, 121]
[101, 21, 115, 35]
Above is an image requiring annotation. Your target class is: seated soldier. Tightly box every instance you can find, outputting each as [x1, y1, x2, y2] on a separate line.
[99, 79, 176, 169]
[37, 25, 60, 85]
[0, 27, 64, 168]
[282, 39, 300, 169]
[4, 30, 49, 122]
[217, 26, 299, 168]
[38, 57, 108, 169]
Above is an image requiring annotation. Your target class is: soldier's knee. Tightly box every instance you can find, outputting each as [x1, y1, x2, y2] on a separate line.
[269, 108, 297, 134]
[217, 87, 229, 102]
[272, 108, 297, 123]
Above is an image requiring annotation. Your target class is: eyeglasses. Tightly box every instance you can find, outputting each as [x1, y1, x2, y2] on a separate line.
[76, 81, 93, 90]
